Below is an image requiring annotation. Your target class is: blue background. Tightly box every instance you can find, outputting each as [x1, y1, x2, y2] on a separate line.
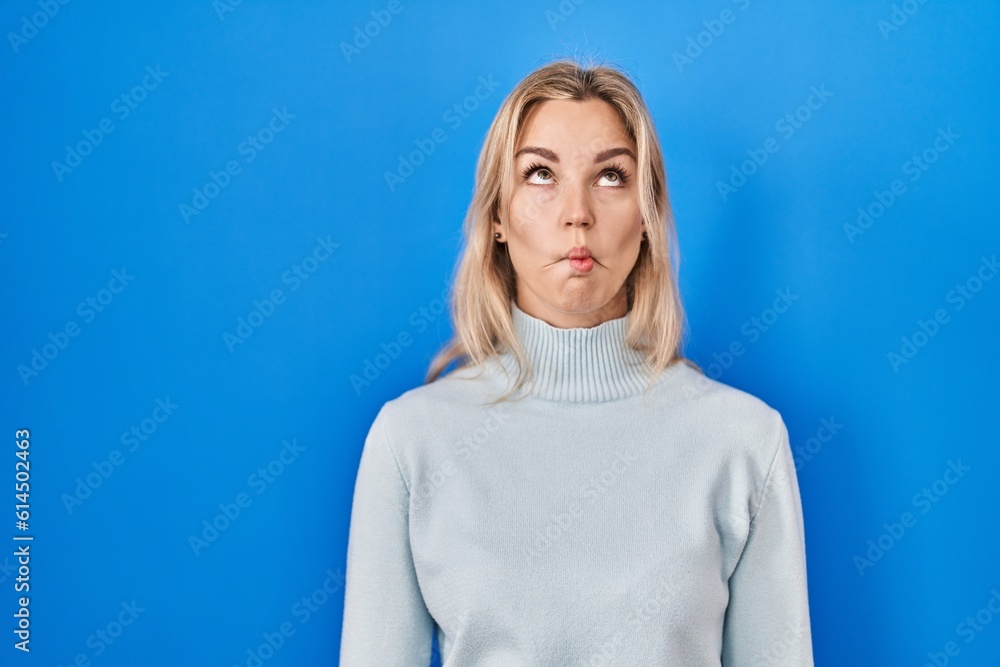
[2, 1, 998, 665]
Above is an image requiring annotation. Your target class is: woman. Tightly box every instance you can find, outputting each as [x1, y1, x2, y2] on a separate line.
[340, 58, 814, 666]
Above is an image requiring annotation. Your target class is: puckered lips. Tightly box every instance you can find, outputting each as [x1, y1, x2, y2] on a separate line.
[565, 246, 594, 273]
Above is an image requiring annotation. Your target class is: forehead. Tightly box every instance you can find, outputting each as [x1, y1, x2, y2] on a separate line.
[515, 98, 633, 155]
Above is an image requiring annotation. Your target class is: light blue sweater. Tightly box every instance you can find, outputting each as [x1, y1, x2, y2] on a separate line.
[340, 301, 814, 665]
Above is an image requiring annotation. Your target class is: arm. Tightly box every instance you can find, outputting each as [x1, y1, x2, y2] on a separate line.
[340, 406, 434, 666]
[721, 413, 814, 666]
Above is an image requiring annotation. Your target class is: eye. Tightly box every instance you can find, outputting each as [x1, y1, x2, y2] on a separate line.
[598, 171, 621, 186]
[521, 162, 554, 185]
[597, 163, 631, 187]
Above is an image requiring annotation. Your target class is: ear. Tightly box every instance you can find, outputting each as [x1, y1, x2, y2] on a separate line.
[492, 217, 503, 239]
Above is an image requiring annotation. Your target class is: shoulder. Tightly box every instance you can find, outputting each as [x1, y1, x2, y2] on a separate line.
[372, 360, 504, 440]
[658, 362, 788, 462]
[363, 361, 507, 485]
[660, 364, 793, 539]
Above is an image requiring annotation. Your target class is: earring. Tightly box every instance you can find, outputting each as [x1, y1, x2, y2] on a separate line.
[642, 231, 648, 241]
[494, 232, 502, 240]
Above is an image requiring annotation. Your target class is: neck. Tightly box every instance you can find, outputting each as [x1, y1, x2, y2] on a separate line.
[495, 300, 653, 403]
[512, 286, 629, 329]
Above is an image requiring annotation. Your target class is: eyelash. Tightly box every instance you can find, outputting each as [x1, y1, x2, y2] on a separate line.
[520, 161, 631, 186]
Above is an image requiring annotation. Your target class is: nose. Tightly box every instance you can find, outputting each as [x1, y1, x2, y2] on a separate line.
[562, 180, 594, 229]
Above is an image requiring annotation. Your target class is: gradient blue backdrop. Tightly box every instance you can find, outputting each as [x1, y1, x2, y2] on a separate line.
[2, 1, 998, 665]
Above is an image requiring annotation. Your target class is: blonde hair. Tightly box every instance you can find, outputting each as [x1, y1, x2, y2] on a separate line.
[425, 56, 702, 402]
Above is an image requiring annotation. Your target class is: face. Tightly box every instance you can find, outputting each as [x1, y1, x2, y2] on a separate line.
[494, 98, 643, 329]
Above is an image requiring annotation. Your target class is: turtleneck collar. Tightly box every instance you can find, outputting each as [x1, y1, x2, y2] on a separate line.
[494, 300, 654, 403]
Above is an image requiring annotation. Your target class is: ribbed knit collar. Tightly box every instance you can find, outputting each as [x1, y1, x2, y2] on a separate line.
[495, 300, 653, 403]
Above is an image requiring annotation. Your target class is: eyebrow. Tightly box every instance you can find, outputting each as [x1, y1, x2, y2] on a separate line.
[513, 146, 637, 163]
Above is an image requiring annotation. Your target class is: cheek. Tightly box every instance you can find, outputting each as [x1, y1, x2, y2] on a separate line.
[595, 194, 642, 234]
[510, 187, 557, 225]
[596, 198, 642, 266]
[596, 189, 640, 217]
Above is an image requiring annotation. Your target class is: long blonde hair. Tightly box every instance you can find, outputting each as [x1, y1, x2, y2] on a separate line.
[426, 57, 701, 401]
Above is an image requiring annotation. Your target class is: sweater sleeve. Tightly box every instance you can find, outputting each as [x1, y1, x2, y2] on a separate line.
[721, 413, 814, 666]
[339, 405, 434, 666]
